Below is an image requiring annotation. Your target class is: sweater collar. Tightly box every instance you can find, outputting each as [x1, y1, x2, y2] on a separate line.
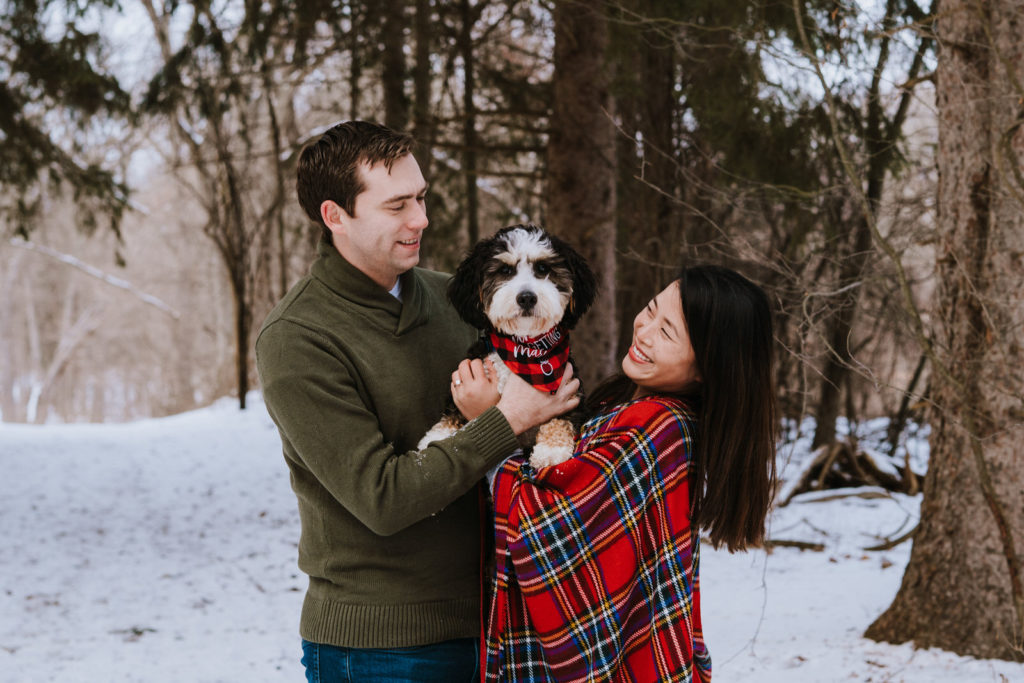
[311, 241, 429, 334]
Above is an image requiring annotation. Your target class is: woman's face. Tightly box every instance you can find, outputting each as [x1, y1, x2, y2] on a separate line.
[622, 281, 700, 397]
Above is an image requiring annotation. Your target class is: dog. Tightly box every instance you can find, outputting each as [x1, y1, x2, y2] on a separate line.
[417, 223, 597, 469]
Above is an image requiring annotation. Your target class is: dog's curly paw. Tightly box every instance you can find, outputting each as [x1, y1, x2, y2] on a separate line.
[529, 444, 574, 469]
[528, 418, 576, 468]
[416, 414, 464, 450]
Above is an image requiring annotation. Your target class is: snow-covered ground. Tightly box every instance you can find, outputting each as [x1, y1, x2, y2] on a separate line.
[1, 396, 1021, 682]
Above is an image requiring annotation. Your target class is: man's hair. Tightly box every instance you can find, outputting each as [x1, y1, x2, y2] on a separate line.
[296, 121, 415, 242]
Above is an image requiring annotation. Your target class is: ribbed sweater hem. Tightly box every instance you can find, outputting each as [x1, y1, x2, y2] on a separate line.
[300, 592, 480, 648]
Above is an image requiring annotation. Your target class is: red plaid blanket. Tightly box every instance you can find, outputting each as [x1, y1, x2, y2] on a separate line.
[485, 395, 712, 682]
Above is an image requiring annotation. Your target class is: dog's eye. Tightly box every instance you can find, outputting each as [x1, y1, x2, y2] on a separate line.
[498, 264, 514, 276]
[534, 262, 550, 276]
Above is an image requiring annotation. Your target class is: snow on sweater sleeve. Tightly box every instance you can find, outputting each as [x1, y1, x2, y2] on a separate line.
[257, 313, 518, 538]
[485, 396, 713, 683]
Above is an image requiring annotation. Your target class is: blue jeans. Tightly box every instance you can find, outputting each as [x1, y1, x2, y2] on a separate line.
[301, 638, 479, 683]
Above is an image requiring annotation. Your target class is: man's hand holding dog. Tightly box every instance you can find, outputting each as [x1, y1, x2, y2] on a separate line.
[499, 364, 580, 435]
[453, 359, 579, 434]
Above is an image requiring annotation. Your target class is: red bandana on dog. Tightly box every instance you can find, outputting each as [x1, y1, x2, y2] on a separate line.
[488, 326, 570, 394]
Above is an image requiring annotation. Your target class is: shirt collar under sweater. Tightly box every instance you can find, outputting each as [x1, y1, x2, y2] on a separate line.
[311, 240, 431, 335]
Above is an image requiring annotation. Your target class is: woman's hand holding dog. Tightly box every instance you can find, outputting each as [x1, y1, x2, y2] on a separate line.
[496, 363, 580, 435]
[452, 358, 500, 420]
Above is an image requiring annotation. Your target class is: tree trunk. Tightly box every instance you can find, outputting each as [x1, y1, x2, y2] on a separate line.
[865, 0, 1024, 660]
[546, 0, 617, 391]
[0, 249, 23, 421]
[233, 272, 251, 411]
[458, 0, 480, 246]
[612, 2, 681, 361]
[810, 216, 871, 449]
[348, 3, 364, 120]
[413, 0, 434, 181]
[382, 0, 410, 131]
[263, 71, 289, 302]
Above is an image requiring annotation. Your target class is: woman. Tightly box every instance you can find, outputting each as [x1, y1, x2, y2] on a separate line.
[453, 264, 778, 683]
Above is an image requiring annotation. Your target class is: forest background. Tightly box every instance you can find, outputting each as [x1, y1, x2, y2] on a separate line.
[2, 0, 1022, 664]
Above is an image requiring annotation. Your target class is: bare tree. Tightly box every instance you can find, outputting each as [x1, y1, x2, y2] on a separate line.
[807, 0, 934, 448]
[457, 0, 486, 245]
[140, 0, 314, 409]
[547, 0, 618, 389]
[865, 0, 1024, 660]
[1, 249, 106, 423]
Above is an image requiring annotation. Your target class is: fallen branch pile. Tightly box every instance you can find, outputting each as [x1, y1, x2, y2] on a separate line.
[780, 439, 919, 507]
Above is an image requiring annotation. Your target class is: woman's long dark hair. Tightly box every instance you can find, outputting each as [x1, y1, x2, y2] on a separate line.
[585, 265, 778, 552]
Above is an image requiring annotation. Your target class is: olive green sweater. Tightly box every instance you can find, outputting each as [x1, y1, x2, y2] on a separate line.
[256, 242, 519, 648]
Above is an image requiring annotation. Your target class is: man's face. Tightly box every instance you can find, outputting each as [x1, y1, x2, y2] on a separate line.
[327, 154, 428, 290]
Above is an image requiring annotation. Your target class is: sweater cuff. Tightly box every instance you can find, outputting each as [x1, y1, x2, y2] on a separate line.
[461, 406, 519, 468]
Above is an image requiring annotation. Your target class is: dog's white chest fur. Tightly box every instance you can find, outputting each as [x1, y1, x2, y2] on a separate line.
[488, 351, 513, 393]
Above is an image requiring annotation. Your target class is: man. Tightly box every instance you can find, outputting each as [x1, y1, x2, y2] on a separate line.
[256, 121, 578, 682]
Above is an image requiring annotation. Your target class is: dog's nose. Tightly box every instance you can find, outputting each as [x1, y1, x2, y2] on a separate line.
[516, 291, 538, 310]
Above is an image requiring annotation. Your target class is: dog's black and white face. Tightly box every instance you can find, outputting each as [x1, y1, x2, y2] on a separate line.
[481, 228, 573, 337]
[448, 224, 597, 338]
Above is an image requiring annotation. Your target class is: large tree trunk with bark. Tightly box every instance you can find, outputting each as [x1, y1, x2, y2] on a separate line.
[611, 0, 681, 361]
[413, 0, 435, 182]
[865, 0, 1024, 660]
[382, 0, 410, 132]
[458, 0, 480, 246]
[546, 0, 617, 390]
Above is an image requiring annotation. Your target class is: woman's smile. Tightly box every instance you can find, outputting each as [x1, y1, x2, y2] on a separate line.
[627, 344, 652, 363]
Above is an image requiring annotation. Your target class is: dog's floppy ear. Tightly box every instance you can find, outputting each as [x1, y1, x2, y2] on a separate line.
[549, 233, 598, 330]
[447, 239, 494, 329]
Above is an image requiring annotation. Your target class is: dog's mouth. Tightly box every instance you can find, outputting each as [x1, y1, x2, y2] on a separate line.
[493, 314, 555, 338]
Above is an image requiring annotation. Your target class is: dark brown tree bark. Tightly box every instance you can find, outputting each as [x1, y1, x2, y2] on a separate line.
[612, 0, 682, 359]
[547, 0, 618, 390]
[865, 0, 1024, 660]
[382, 0, 411, 131]
[347, 2, 364, 120]
[457, 0, 481, 245]
[413, 0, 435, 181]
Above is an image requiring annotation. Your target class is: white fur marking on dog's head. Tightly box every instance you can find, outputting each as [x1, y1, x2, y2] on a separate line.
[481, 227, 574, 338]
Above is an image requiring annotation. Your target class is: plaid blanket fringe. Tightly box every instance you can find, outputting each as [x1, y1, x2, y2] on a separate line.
[485, 395, 713, 682]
